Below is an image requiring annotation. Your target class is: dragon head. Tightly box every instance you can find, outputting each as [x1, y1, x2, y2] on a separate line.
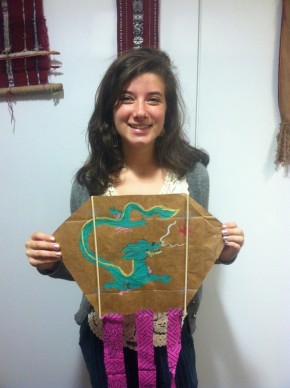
[121, 239, 162, 261]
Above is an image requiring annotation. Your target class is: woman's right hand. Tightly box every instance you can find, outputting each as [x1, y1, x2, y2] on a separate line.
[25, 232, 62, 271]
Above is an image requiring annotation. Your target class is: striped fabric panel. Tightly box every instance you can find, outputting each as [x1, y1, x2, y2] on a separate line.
[136, 310, 156, 387]
[0, 0, 50, 88]
[167, 308, 183, 387]
[102, 314, 127, 387]
[117, 0, 159, 55]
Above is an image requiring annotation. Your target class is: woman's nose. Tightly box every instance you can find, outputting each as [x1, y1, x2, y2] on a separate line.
[133, 101, 148, 118]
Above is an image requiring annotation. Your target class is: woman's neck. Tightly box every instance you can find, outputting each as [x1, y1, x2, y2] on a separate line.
[115, 145, 166, 195]
[122, 144, 158, 176]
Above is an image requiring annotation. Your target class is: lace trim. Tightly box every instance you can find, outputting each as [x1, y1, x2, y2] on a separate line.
[105, 171, 188, 197]
[160, 171, 188, 194]
[89, 171, 189, 350]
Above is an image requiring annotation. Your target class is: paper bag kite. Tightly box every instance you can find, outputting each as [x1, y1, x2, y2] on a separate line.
[54, 194, 224, 387]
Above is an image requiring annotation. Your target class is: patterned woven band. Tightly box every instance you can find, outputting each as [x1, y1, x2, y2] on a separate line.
[136, 310, 156, 387]
[116, 0, 159, 55]
[167, 308, 183, 387]
[103, 314, 127, 387]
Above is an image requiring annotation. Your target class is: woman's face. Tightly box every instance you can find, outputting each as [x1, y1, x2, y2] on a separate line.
[113, 72, 166, 150]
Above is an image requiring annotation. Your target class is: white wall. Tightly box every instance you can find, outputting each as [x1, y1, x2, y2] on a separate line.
[0, 1, 289, 387]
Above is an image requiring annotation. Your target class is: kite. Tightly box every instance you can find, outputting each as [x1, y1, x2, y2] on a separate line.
[54, 194, 224, 387]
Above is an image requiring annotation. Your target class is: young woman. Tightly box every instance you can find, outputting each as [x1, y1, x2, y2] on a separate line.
[25, 48, 244, 387]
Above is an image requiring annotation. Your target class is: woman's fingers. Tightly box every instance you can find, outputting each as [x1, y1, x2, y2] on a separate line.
[25, 232, 62, 270]
[222, 222, 244, 247]
[219, 222, 244, 262]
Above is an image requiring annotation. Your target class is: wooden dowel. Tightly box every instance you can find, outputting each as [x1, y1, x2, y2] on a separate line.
[0, 83, 63, 97]
[0, 50, 60, 60]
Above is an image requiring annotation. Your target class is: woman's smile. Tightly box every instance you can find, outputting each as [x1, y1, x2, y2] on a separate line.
[128, 123, 153, 133]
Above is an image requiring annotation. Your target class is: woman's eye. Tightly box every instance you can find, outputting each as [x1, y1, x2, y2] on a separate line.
[148, 96, 161, 104]
[119, 95, 133, 103]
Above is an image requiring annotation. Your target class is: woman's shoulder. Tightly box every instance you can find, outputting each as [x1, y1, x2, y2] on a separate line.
[187, 161, 209, 181]
[186, 162, 209, 209]
[70, 178, 90, 213]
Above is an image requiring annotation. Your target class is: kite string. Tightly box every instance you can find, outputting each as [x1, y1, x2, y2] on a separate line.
[183, 194, 190, 322]
[91, 196, 102, 317]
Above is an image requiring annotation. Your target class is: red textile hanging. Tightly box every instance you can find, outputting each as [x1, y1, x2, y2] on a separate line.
[0, 0, 61, 94]
[117, 0, 159, 55]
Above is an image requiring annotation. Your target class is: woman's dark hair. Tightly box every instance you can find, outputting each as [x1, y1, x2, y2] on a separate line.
[76, 47, 209, 195]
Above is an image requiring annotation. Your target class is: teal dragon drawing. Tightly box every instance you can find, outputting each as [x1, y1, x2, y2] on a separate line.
[79, 202, 179, 292]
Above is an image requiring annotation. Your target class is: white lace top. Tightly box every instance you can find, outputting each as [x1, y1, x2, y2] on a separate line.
[88, 171, 189, 350]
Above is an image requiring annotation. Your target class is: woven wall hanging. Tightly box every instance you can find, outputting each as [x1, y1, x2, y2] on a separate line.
[276, 0, 290, 167]
[117, 0, 159, 55]
[0, 0, 62, 97]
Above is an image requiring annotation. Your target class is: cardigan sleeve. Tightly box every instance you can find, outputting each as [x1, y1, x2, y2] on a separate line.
[70, 178, 90, 213]
[187, 162, 236, 266]
[187, 162, 209, 210]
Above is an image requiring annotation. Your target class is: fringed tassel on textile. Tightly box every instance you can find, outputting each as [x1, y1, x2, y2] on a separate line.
[6, 91, 15, 122]
[275, 121, 290, 167]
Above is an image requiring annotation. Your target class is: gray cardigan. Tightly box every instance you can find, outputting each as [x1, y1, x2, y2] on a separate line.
[42, 162, 210, 333]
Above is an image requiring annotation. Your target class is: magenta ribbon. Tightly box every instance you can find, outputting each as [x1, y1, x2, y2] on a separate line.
[136, 310, 156, 387]
[102, 314, 127, 387]
[102, 309, 182, 387]
[167, 308, 183, 387]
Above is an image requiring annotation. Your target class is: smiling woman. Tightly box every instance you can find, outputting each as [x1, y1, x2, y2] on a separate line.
[25, 47, 244, 388]
[76, 48, 210, 197]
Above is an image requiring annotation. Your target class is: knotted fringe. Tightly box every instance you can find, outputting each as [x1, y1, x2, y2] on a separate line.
[6, 91, 15, 127]
[136, 310, 156, 387]
[103, 314, 127, 387]
[275, 121, 290, 167]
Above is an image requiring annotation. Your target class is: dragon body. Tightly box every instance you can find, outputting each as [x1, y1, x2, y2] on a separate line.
[79, 202, 177, 291]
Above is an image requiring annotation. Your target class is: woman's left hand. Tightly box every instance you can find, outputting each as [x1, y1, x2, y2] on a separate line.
[218, 221, 244, 262]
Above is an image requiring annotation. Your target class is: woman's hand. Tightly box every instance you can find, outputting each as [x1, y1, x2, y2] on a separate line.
[219, 222, 244, 262]
[25, 232, 62, 271]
